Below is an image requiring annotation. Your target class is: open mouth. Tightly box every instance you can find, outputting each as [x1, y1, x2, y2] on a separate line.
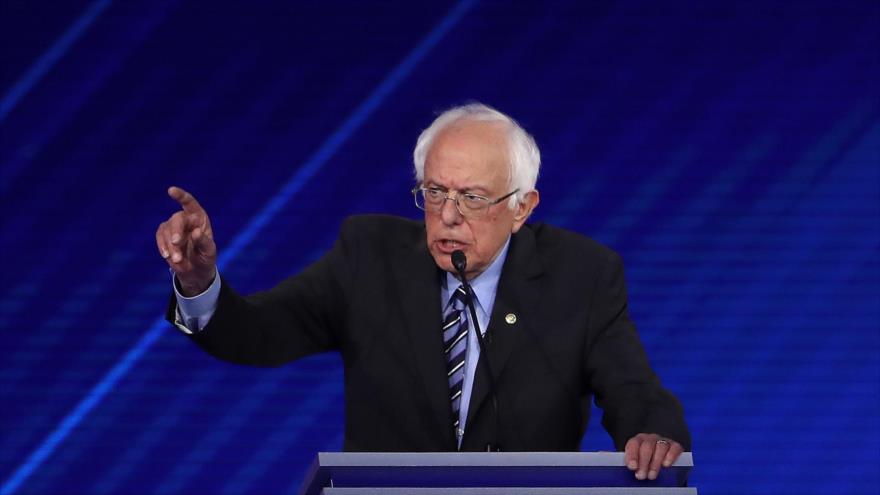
[437, 239, 466, 252]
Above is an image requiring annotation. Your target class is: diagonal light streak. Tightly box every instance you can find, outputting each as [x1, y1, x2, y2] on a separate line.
[0, 0, 112, 122]
[0, 0, 476, 493]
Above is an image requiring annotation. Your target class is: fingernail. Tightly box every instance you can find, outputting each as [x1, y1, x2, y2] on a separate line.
[172, 253, 181, 263]
[171, 233, 181, 244]
[162, 250, 169, 258]
[663, 460, 671, 467]
[635, 471, 646, 480]
[628, 461, 638, 470]
[648, 470, 657, 480]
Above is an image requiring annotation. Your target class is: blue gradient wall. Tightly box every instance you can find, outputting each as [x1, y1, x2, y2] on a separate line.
[1, 1, 878, 494]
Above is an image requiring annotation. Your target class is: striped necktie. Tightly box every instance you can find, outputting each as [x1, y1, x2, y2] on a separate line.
[443, 285, 469, 439]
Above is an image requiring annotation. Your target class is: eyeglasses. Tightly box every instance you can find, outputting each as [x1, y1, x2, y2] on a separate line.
[412, 186, 519, 219]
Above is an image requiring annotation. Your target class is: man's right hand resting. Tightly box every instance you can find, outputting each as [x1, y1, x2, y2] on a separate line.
[156, 186, 217, 296]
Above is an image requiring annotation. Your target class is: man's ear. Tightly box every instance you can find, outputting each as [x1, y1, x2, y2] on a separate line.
[511, 190, 540, 233]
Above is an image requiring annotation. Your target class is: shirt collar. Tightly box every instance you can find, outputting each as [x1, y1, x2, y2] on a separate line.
[444, 236, 511, 310]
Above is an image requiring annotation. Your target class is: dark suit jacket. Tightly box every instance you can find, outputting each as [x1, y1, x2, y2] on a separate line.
[168, 214, 690, 452]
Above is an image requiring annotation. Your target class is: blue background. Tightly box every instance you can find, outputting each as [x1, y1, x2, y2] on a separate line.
[1, 1, 878, 493]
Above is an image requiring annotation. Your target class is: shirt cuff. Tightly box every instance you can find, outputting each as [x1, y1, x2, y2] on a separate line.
[172, 269, 221, 333]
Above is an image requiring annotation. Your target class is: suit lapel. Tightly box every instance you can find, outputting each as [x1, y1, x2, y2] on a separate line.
[465, 226, 544, 431]
[392, 232, 456, 448]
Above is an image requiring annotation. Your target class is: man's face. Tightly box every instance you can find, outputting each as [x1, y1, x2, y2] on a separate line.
[423, 120, 537, 279]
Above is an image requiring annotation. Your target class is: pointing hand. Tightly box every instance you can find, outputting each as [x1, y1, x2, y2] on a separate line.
[155, 186, 217, 295]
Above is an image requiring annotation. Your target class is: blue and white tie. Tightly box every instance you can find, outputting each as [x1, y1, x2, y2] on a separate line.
[443, 285, 469, 438]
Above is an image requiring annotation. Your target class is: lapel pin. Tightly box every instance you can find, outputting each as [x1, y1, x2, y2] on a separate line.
[505, 313, 517, 325]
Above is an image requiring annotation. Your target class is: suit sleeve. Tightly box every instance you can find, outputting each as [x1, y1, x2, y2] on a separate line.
[583, 251, 691, 450]
[165, 219, 356, 367]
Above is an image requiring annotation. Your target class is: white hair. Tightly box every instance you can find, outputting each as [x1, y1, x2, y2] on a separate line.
[413, 103, 540, 209]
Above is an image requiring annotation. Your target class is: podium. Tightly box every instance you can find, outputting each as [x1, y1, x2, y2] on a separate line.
[299, 452, 696, 494]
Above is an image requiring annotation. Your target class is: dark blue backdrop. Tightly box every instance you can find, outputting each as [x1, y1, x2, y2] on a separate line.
[1, 1, 878, 494]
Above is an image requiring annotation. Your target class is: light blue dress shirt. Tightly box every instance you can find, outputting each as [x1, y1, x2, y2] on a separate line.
[173, 238, 511, 447]
[172, 269, 220, 334]
[440, 238, 510, 446]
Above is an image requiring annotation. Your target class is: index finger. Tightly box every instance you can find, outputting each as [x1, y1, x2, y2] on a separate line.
[168, 186, 204, 215]
[624, 437, 640, 470]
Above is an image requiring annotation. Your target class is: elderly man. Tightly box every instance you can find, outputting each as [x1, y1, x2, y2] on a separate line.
[157, 103, 690, 481]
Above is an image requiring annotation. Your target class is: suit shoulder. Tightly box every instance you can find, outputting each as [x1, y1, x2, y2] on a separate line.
[339, 214, 424, 244]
